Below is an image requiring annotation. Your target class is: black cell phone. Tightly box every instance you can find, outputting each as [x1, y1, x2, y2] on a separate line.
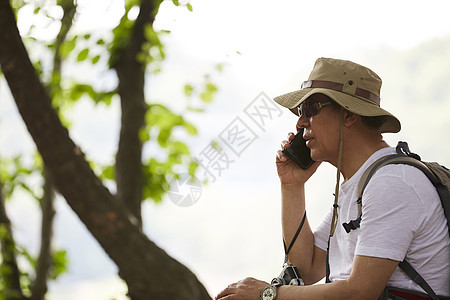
[282, 128, 314, 169]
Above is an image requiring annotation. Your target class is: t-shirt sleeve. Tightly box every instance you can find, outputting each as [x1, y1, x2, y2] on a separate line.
[355, 166, 426, 261]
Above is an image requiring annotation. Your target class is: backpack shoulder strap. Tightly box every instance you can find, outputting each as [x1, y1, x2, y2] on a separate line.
[394, 142, 450, 233]
[356, 142, 450, 236]
[397, 260, 439, 300]
[357, 154, 438, 205]
[342, 154, 425, 233]
[356, 142, 443, 222]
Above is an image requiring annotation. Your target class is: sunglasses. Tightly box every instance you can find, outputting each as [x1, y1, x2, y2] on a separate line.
[298, 101, 332, 118]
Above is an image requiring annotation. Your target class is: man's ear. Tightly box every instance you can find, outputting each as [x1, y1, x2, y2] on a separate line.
[343, 110, 360, 127]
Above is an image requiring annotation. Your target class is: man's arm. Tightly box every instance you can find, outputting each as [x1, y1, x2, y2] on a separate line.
[215, 255, 399, 299]
[276, 132, 327, 284]
[281, 183, 327, 284]
[276, 255, 399, 299]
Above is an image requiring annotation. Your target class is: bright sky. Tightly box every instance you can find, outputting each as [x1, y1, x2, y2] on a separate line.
[2, 0, 450, 299]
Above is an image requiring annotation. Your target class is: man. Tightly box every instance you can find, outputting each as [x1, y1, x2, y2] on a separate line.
[216, 58, 450, 299]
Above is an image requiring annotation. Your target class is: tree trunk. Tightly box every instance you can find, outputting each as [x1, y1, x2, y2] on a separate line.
[0, 1, 211, 299]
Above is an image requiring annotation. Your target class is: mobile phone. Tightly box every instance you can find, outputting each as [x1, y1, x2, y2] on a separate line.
[282, 128, 314, 169]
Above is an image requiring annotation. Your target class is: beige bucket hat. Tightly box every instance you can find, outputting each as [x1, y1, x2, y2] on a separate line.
[274, 57, 401, 133]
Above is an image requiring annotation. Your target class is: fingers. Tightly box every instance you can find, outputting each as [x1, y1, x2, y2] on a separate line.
[215, 282, 242, 300]
[215, 279, 245, 298]
[287, 131, 295, 141]
[276, 149, 287, 162]
[277, 132, 295, 162]
[215, 296, 232, 300]
[215, 278, 267, 300]
[215, 286, 234, 300]
[281, 140, 290, 149]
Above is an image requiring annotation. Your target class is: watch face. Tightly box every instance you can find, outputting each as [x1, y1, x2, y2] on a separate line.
[261, 285, 276, 300]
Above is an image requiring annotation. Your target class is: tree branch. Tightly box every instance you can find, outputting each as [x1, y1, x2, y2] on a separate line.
[31, 3, 76, 298]
[51, 0, 77, 90]
[30, 168, 55, 300]
[115, 0, 159, 228]
[0, 177, 26, 300]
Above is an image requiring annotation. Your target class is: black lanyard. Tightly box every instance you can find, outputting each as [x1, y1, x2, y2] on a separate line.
[283, 211, 307, 263]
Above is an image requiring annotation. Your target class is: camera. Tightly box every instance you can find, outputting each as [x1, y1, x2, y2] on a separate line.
[271, 264, 304, 286]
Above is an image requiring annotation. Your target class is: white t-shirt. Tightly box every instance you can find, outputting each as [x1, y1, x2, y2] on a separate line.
[314, 147, 450, 296]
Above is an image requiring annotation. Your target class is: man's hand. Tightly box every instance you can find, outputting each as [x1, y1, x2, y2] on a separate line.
[215, 277, 269, 300]
[276, 132, 321, 185]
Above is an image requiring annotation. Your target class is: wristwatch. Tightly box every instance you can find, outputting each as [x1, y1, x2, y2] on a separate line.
[260, 284, 277, 300]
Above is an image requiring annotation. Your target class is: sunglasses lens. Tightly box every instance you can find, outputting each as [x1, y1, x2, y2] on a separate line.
[298, 102, 322, 117]
[298, 105, 303, 116]
[307, 103, 319, 117]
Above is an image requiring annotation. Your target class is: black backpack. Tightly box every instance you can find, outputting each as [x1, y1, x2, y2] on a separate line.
[343, 142, 450, 299]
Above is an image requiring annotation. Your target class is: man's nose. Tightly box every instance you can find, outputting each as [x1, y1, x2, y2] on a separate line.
[296, 114, 309, 131]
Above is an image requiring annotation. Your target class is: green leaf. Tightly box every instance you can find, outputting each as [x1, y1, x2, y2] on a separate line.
[77, 48, 89, 62]
[200, 82, 218, 103]
[157, 128, 172, 147]
[100, 165, 115, 180]
[67, 84, 102, 103]
[109, 14, 134, 67]
[142, 158, 170, 203]
[97, 92, 115, 105]
[15, 243, 37, 268]
[172, 0, 179, 6]
[187, 3, 193, 12]
[92, 55, 100, 64]
[188, 160, 198, 176]
[172, 141, 189, 155]
[0, 225, 9, 239]
[216, 63, 224, 72]
[184, 84, 194, 96]
[211, 140, 222, 151]
[60, 36, 77, 58]
[139, 126, 150, 142]
[49, 249, 68, 280]
[183, 121, 198, 135]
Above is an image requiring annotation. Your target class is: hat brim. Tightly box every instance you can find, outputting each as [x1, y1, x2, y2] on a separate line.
[274, 88, 401, 133]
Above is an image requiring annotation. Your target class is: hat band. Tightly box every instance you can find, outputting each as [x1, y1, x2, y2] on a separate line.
[301, 80, 380, 105]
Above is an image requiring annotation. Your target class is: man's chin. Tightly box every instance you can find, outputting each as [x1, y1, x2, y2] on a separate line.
[309, 149, 318, 161]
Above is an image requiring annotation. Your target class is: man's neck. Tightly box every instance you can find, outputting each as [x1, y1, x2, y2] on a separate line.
[340, 136, 389, 182]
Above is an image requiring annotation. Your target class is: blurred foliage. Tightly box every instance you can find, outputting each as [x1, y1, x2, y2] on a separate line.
[0, 156, 38, 201]
[139, 104, 200, 202]
[0, 155, 69, 297]
[8, 0, 216, 204]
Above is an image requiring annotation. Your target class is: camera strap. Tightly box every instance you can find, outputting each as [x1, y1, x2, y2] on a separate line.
[326, 109, 345, 283]
[283, 211, 307, 264]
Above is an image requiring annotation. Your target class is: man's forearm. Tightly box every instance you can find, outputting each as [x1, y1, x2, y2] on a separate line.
[281, 184, 324, 284]
[275, 254, 398, 300]
[276, 279, 368, 300]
